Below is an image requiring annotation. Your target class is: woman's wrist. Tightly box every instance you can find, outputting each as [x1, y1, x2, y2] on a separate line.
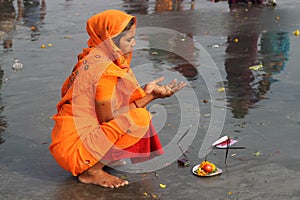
[134, 93, 156, 108]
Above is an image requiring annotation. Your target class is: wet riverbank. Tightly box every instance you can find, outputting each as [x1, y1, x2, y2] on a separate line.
[1, 0, 300, 199]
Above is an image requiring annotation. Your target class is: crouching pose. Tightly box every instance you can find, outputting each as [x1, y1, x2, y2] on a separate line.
[49, 10, 186, 188]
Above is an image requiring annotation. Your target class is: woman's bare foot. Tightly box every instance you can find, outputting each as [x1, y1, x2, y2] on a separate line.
[78, 162, 129, 188]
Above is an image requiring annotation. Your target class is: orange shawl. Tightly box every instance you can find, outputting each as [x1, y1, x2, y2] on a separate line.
[49, 10, 151, 176]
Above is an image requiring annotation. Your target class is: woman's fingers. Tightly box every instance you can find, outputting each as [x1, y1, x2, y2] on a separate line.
[164, 80, 187, 96]
[148, 77, 187, 97]
[164, 79, 187, 95]
[167, 79, 177, 88]
[171, 81, 187, 93]
[151, 76, 165, 84]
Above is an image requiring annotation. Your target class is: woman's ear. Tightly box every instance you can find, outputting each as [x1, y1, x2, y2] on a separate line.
[112, 34, 122, 48]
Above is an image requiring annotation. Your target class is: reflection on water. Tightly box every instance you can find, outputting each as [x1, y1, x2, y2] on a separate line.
[260, 31, 290, 75]
[22, 0, 46, 26]
[0, 1, 13, 144]
[225, 5, 290, 118]
[155, 0, 184, 12]
[0, 0, 16, 50]
[0, 65, 7, 145]
[144, 31, 198, 80]
[0, 0, 46, 48]
[155, 0, 195, 12]
[16, 0, 46, 41]
[123, 0, 195, 14]
[225, 6, 262, 119]
[123, 0, 149, 14]
[0, 1, 48, 144]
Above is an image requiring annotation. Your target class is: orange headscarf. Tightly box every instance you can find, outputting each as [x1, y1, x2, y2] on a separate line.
[61, 10, 136, 98]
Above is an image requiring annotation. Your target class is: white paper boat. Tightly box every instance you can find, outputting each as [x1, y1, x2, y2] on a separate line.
[212, 135, 237, 148]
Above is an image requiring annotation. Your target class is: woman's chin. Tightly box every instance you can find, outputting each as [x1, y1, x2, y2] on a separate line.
[123, 52, 132, 58]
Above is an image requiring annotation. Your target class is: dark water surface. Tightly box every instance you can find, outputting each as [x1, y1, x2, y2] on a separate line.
[0, 0, 300, 199]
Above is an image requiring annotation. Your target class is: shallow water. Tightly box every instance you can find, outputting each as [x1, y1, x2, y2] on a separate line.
[0, 0, 300, 199]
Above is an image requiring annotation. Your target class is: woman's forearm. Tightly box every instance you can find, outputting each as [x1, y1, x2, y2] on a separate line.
[113, 93, 155, 117]
[133, 93, 156, 108]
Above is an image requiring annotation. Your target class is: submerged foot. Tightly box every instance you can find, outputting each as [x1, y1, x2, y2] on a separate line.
[78, 168, 129, 188]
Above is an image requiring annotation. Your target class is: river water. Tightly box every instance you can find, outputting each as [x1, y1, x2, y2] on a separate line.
[0, 0, 300, 199]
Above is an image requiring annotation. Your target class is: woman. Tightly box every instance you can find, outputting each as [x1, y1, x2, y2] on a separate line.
[49, 10, 186, 188]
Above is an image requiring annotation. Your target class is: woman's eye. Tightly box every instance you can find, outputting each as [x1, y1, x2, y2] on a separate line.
[127, 37, 135, 42]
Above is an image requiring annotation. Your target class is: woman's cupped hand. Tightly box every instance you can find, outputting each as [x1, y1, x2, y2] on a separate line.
[143, 77, 187, 99]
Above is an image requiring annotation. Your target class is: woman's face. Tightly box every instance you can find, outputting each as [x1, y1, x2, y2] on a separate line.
[118, 25, 136, 56]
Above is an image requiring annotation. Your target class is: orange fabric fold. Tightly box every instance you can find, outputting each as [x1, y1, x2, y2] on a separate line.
[49, 10, 162, 176]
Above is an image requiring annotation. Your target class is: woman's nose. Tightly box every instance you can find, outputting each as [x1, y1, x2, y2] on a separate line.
[131, 38, 136, 47]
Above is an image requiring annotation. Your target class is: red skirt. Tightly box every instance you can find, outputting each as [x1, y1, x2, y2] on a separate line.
[102, 122, 164, 163]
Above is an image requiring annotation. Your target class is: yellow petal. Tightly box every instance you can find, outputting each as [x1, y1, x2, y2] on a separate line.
[64, 35, 72, 39]
[159, 183, 167, 189]
[217, 87, 225, 92]
[249, 64, 263, 71]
